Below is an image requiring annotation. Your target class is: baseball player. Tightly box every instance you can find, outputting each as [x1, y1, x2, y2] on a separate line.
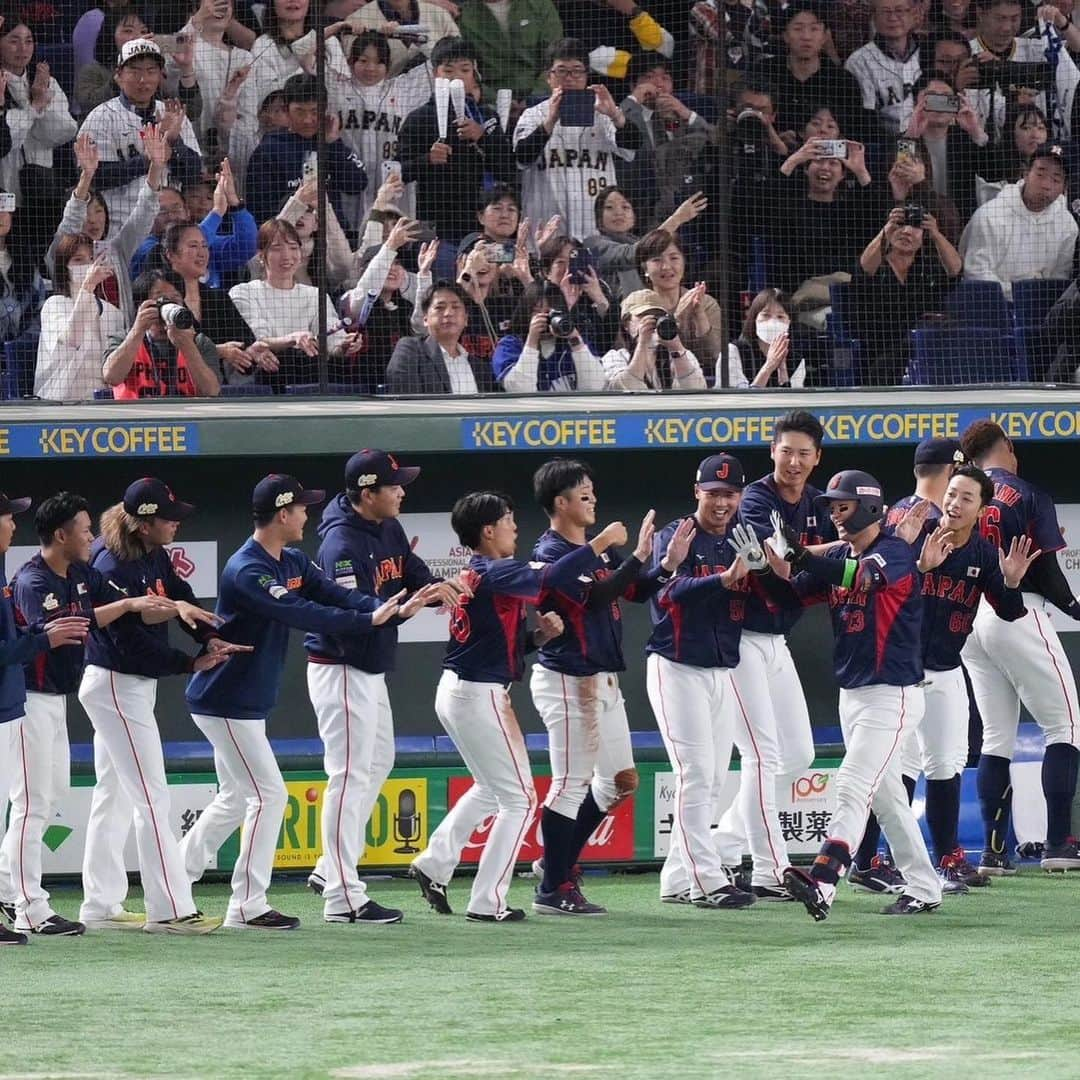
[0, 493, 90, 946]
[528, 459, 677, 916]
[773, 470, 944, 918]
[78, 478, 241, 935]
[513, 39, 642, 240]
[959, 420, 1080, 874]
[645, 453, 760, 910]
[409, 492, 624, 922]
[714, 410, 834, 899]
[182, 475, 423, 930]
[304, 450, 464, 921]
[2, 493, 175, 938]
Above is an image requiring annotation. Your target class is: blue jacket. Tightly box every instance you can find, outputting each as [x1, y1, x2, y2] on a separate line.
[492, 335, 596, 392]
[187, 538, 381, 719]
[304, 494, 439, 673]
[130, 208, 259, 287]
[0, 568, 49, 723]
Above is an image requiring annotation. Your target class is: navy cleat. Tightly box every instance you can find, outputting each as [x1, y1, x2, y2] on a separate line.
[848, 855, 906, 894]
[881, 894, 940, 915]
[532, 883, 606, 916]
[977, 850, 1017, 877]
[409, 864, 452, 915]
[783, 866, 830, 922]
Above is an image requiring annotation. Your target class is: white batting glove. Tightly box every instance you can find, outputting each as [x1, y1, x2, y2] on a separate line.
[769, 510, 795, 561]
[728, 523, 768, 572]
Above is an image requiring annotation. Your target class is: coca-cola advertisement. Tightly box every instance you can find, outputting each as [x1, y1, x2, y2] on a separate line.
[447, 774, 635, 863]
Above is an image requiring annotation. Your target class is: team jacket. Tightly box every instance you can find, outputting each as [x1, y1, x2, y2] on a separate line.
[85, 539, 213, 678]
[645, 516, 748, 670]
[980, 467, 1065, 593]
[12, 554, 123, 695]
[187, 538, 382, 720]
[0, 568, 49, 724]
[532, 530, 662, 677]
[789, 534, 923, 689]
[738, 474, 834, 635]
[305, 494, 439, 674]
[444, 546, 598, 684]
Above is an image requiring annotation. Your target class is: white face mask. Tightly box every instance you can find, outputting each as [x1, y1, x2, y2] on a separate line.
[68, 263, 92, 287]
[756, 316, 789, 344]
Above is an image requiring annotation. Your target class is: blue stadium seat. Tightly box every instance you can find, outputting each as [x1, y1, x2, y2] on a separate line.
[219, 383, 265, 397]
[2, 334, 38, 399]
[908, 326, 1016, 385]
[1012, 278, 1070, 382]
[944, 279, 1012, 331]
[825, 283, 861, 388]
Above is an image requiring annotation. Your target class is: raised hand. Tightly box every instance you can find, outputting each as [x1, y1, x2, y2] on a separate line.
[894, 498, 931, 545]
[1000, 534, 1040, 588]
[535, 610, 565, 645]
[29, 62, 52, 111]
[633, 509, 656, 562]
[728, 523, 768, 572]
[916, 523, 956, 572]
[74, 131, 100, 176]
[593, 520, 629, 552]
[661, 516, 696, 571]
[719, 555, 749, 588]
[372, 588, 407, 626]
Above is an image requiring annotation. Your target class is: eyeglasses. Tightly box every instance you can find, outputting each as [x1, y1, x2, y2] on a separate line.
[551, 66, 587, 78]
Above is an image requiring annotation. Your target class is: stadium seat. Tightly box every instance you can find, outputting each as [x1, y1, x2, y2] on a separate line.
[1012, 278, 1070, 382]
[825, 283, 861, 388]
[944, 279, 1012, 332]
[2, 334, 38, 399]
[908, 326, 1016, 385]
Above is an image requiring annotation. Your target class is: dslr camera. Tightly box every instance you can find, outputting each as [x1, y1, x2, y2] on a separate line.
[547, 309, 576, 338]
[155, 298, 195, 330]
[901, 203, 924, 227]
[655, 313, 679, 342]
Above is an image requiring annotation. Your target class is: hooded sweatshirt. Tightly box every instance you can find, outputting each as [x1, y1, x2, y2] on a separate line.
[304, 493, 439, 673]
[959, 180, 1078, 300]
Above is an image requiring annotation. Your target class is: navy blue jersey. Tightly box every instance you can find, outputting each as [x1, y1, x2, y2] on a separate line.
[187, 538, 381, 720]
[13, 555, 122, 694]
[980, 467, 1064, 594]
[304, 494, 439, 674]
[791, 534, 923, 688]
[444, 546, 597, 684]
[739, 475, 835, 635]
[531, 530, 659, 677]
[0, 569, 48, 724]
[919, 532, 1025, 670]
[84, 539, 213, 678]
[646, 517, 749, 669]
[884, 493, 942, 530]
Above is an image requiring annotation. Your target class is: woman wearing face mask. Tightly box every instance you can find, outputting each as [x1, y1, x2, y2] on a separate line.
[601, 291, 707, 391]
[35, 233, 126, 400]
[733, 288, 808, 388]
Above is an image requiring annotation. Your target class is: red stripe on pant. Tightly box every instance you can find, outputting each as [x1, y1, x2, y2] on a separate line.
[862, 688, 908, 819]
[333, 666, 352, 910]
[1032, 610, 1076, 745]
[490, 690, 534, 912]
[225, 719, 264, 924]
[16, 722, 34, 927]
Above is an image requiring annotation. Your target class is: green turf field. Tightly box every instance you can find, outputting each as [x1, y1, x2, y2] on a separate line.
[4, 870, 1078, 1079]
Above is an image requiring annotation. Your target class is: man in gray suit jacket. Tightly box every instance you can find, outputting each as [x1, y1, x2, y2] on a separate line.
[385, 283, 498, 395]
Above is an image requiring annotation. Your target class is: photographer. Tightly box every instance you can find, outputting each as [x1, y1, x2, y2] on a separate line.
[853, 204, 962, 383]
[969, 0, 1080, 138]
[539, 234, 620, 353]
[492, 280, 606, 392]
[102, 269, 222, 399]
[600, 290, 707, 391]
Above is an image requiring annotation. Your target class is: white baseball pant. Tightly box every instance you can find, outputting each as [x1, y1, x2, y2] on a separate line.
[914, 667, 969, 780]
[411, 671, 537, 916]
[647, 653, 737, 900]
[0, 720, 15, 909]
[306, 663, 395, 916]
[77, 665, 197, 924]
[834, 684, 941, 904]
[715, 631, 815, 886]
[1, 693, 69, 929]
[180, 714, 287, 926]
[962, 594, 1080, 759]
[531, 666, 637, 818]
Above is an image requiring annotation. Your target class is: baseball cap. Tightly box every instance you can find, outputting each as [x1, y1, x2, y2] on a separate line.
[117, 38, 165, 69]
[1031, 144, 1068, 174]
[621, 289, 669, 319]
[123, 478, 194, 521]
[0, 493, 31, 516]
[914, 436, 964, 466]
[695, 453, 745, 491]
[345, 449, 420, 491]
[252, 474, 325, 515]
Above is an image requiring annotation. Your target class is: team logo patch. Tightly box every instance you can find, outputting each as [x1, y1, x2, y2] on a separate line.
[268, 584, 289, 599]
[967, 566, 981, 578]
[335, 575, 358, 590]
[866, 553, 887, 568]
[334, 560, 352, 573]
[136, 502, 158, 515]
[856, 486, 881, 497]
[354, 473, 377, 487]
[42, 593, 59, 611]
[274, 492, 294, 508]
[286, 577, 303, 590]
[528, 561, 545, 570]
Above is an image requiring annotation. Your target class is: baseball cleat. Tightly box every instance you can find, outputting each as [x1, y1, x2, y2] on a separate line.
[1015, 840, 1045, 861]
[723, 864, 751, 892]
[466, 907, 526, 922]
[848, 856, 906, 894]
[224, 909, 300, 931]
[306, 871, 325, 896]
[325, 900, 404, 924]
[937, 872, 969, 897]
[0, 900, 15, 923]
[143, 911, 222, 935]
[410, 864, 452, 915]
[940, 848, 990, 888]
[880, 894, 941, 915]
[82, 909, 146, 931]
[1041, 840, 1080, 872]
[783, 866, 830, 922]
[0, 923, 27, 946]
[691, 885, 756, 910]
[661, 890, 692, 905]
[22, 915, 86, 936]
[532, 883, 607, 916]
[977, 851, 1017, 877]
[750, 884, 793, 902]
[531, 858, 584, 886]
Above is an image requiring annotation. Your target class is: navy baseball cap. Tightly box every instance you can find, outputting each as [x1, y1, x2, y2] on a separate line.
[345, 450, 420, 491]
[914, 437, 963, 466]
[252, 474, 325, 515]
[123, 478, 193, 521]
[695, 453, 745, 491]
[0, 492, 30, 516]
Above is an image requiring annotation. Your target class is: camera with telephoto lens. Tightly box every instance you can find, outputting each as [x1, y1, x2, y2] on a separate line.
[655, 314, 679, 342]
[155, 298, 195, 330]
[547, 309, 576, 338]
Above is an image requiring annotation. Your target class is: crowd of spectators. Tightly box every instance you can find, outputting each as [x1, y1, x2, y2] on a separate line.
[2, 0, 1080, 398]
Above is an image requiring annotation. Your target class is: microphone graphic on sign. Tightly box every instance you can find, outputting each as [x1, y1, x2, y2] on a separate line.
[392, 788, 422, 854]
